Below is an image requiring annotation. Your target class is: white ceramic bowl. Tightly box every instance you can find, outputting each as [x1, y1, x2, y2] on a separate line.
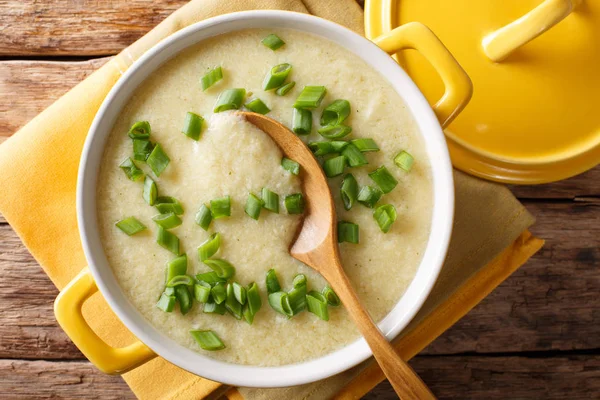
[77, 10, 455, 388]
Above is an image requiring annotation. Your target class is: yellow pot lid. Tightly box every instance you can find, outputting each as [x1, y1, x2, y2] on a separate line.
[366, 0, 600, 184]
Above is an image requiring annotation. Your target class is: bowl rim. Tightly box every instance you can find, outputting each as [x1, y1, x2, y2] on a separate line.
[77, 10, 455, 388]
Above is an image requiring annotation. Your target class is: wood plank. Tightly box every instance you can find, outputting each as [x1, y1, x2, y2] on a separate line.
[0, 0, 187, 56]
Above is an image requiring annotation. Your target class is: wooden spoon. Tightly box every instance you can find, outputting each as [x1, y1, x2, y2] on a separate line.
[241, 111, 436, 400]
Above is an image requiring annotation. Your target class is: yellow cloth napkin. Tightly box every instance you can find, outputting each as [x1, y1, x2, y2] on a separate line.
[0, 0, 543, 399]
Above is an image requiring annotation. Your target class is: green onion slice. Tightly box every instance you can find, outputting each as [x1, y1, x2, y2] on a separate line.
[214, 88, 246, 112]
[357, 185, 383, 208]
[152, 212, 182, 229]
[194, 282, 211, 303]
[262, 188, 279, 213]
[263, 63, 292, 91]
[394, 150, 414, 172]
[147, 143, 170, 177]
[243, 304, 255, 325]
[306, 291, 329, 321]
[196, 271, 226, 285]
[195, 204, 212, 230]
[167, 274, 194, 287]
[165, 254, 187, 284]
[143, 176, 158, 206]
[128, 121, 151, 140]
[211, 282, 227, 304]
[288, 274, 307, 315]
[281, 157, 300, 175]
[268, 291, 293, 317]
[119, 158, 144, 181]
[115, 217, 146, 236]
[181, 112, 204, 141]
[200, 66, 223, 91]
[292, 108, 312, 135]
[373, 204, 397, 233]
[261, 33, 285, 51]
[351, 138, 379, 152]
[308, 141, 348, 156]
[341, 174, 359, 210]
[245, 193, 264, 220]
[225, 283, 243, 320]
[164, 287, 175, 296]
[323, 155, 346, 178]
[322, 285, 341, 306]
[245, 98, 271, 115]
[190, 330, 226, 351]
[284, 193, 304, 215]
[157, 226, 180, 255]
[198, 232, 221, 261]
[266, 269, 281, 294]
[203, 259, 235, 279]
[369, 166, 398, 194]
[155, 196, 184, 215]
[275, 81, 295, 96]
[246, 282, 262, 316]
[338, 221, 359, 244]
[156, 293, 176, 312]
[210, 196, 231, 219]
[321, 99, 350, 126]
[318, 124, 352, 139]
[175, 285, 192, 315]
[203, 301, 226, 315]
[133, 139, 154, 161]
[342, 144, 368, 167]
[294, 86, 326, 109]
[232, 282, 247, 305]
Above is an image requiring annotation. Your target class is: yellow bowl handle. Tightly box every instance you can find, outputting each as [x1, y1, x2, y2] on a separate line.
[372, 22, 472, 128]
[482, 0, 580, 62]
[54, 267, 156, 374]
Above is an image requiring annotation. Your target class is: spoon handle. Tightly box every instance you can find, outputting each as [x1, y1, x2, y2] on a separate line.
[328, 269, 436, 400]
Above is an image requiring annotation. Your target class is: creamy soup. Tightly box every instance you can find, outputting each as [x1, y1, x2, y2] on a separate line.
[97, 28, 432, 366]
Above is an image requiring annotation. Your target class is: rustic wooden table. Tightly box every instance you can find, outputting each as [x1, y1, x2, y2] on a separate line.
[1, 1, 599, 399]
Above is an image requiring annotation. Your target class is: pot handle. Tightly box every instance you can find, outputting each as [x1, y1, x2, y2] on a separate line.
[372, 22, 472, 128]
[54, 267, 156, 374]
[482, 0, 580, 62]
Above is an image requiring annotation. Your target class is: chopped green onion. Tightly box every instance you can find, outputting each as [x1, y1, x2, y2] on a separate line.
[323, 155, 346, 177]
[190, 330, 226, 351]
[167, 274, 194, 287]
[357, 185, 383, 208]
[263, 63, 292, 91]
[225, 283, 243, 320]
[373, 204, 397, 233]
[342, 144, 368, 167]
[194, 282, 211, 303]
[175, 285, 192, 315]
[321, 99, 350, 126]
[262, 188, 279, 213]
[203, 301, 226, 315]
[306, 291, 329, 321]
[152, 212, 182, 229]
[245, 193, 264, 220]
[210, 196, 231, 219]
[292, 108, 312, 135]
[196, 271, 225, 285]
[214, 88, 246, 112]
[165, 254, 187, 284]
[268, 291, 293, 317]
[246, 282, 262, 316]
[133, 139, 154, 161]
[211, 282, 227, 304]
[261, 33, 285, 50]
[281, 157, 300, 175]
[275, 81, 295, 96]
[164, 287, 175, 296]
[181, 112, 204, 141]
[157, 226, 180, 255]
[115, 217, 146, 236]
[308, 141, 348, 156]
[322, 285, 341, 306]
[288, 274, 307, 315]
[147, 143, 170, 177]
[318, 124, 352, 139]
[341, 174, 358, 210]
[245, 98, 270, 115]
[338, 221, 359, 244]
[143, 176, 158, 206]
[266, 269, 281, 294]
[128, 121, 151, 140]
[155, 196, 184, 215]
[232, 282, 247, 305]
[284, 193, 304, 215]
[203, 259, 235, 279]
[195, 204, 212, 230]
[369, 166, 398, 194]
[198, 232, 221, 261]
[292, 274, 307, 288]
[119, 158, 144, 181]
[351, 138, 379, 152]
[156, 293, 176, 312]
[243, 304, 255, 325]
[294, 86, 326, 109]
[200, 66, 223, 91]
[394, 150, 414, 172]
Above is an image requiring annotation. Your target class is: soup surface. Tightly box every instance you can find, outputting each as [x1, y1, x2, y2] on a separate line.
[97, 28, 433, 366]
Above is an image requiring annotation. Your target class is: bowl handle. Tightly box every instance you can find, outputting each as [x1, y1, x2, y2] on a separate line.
[372, 22, 472, 128]
[482, 0, 580, 62]
[54, 267, 156, 374]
